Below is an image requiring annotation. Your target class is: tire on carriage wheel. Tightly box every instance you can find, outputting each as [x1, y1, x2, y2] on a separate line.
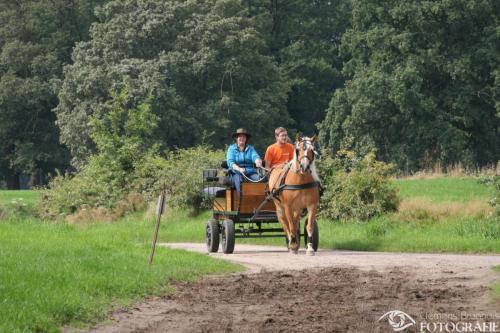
[221, 219, 235, 254]
[303, 219, 319, 251]
[206, 219, 220, 253]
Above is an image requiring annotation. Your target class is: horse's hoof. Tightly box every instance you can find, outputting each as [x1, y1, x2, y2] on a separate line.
[289, 248, 298, 255]
[306, 243, 315, 256]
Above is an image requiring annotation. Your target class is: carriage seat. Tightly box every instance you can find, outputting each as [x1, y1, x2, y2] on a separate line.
[203, 186, 226, 198]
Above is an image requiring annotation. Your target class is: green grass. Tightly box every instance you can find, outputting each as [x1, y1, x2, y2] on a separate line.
[0, 189, 40, 218]
[0, 189, 40, 205]
[158, 177, 500, 253]
[318, 216, 499, 253]
[395, 177, 494, 202]
[0, 176, 497, 331]
[0, 213, 242, 333]
[159, 213, 500, 253]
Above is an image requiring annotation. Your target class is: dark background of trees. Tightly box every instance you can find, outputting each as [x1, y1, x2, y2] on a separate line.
[0, 0, 498, 189]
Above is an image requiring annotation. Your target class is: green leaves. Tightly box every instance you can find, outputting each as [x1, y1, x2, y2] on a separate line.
[0, 0, 108, 186]
[320, 0, 499, 171]
[317, 150, 400, 221]
[55, 0, 290, 166]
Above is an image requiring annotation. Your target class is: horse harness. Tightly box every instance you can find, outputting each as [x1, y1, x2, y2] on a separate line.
[249, 166, 320, 222]
[267, 163, 320, 202]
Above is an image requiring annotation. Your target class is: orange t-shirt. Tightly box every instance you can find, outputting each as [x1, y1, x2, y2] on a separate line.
[264, 142, 295, 168]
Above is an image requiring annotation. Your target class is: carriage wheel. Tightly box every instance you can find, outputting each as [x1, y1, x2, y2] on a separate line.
[221, 219, 235, 254]
[303, 219, 319, 251]
[206, 219, 220, 253]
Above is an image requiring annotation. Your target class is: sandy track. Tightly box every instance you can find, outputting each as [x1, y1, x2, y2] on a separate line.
[69, 244, 500, 333]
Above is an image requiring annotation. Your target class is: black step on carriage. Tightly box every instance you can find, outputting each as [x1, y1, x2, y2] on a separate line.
[202, 162, 319, 254]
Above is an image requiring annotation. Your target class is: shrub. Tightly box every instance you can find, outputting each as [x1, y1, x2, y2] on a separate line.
[39, 155, 133, 219]
[478, 174, 500, 219]
[317, 150, 400, 221]
[41, 88, 155, 220]
[491, 175, 500, 217]
[41, 146, 225, 220]
[134, 146, 225, 212]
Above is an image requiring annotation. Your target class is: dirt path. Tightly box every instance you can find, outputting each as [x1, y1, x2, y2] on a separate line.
[71, 244, 500, 333]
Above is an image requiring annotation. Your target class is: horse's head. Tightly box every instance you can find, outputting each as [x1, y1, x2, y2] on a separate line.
[294, 134, 318, 174]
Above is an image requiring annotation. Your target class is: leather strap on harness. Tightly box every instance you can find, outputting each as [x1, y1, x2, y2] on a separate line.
[279, 181, 321, 191]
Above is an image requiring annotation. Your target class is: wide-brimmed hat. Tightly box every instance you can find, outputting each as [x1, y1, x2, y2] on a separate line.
[232, 128, 252, 139]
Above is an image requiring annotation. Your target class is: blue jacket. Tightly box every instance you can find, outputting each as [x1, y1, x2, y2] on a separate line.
[226, 143, 260, 175]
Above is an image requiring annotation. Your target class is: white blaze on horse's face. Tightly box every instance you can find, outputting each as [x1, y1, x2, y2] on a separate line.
[295, 136, 316, 174]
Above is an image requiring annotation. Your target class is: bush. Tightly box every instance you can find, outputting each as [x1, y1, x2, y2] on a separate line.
[490, 175, 500, 217]
[478, 174, 500, 219]
[41, 88, 156, 220]
[41, 146, 225, 220]
[134, 146, 225, 212]
[317, 150, 400, 221]
[39, 155, 133, 219]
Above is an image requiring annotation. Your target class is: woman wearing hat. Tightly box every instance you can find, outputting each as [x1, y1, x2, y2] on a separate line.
[226, 128, 263, 195]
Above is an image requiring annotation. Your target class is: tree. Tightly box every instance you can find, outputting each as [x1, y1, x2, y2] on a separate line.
[319, 0, 499, 170]
[0, 0, 107, 188]
[55, 0, 290, 167]
[243, 0, 352, 135]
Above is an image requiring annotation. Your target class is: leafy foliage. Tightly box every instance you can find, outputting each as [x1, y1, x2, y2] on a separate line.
[41, 88, 158, 218]
[489, 175, 500, 218]
[55, 0, 289, 167]
[134, 147, 225, 211]
[43, 86, 225, 218]
[245, 0, 352, 134]
[317, 150, 400, 221]
[0, 0, 107, 187]
[318, 0, 499, 171]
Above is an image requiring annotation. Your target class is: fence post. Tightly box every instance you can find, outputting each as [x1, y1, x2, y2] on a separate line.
[149, 190, 167, 266]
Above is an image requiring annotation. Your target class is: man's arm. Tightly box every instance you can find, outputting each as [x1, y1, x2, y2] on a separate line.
[264, 146, 273, 169]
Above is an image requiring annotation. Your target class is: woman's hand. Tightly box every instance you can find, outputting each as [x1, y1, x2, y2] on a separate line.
[234, 165, 245, 174]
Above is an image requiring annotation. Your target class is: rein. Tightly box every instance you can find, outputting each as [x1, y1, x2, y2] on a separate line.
[239, 167, 269, 183]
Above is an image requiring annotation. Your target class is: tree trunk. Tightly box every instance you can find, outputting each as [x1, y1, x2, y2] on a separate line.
[29, 169, 44, 188]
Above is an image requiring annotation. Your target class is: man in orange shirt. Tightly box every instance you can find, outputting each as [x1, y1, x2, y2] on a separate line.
[264, 127, 295, 168]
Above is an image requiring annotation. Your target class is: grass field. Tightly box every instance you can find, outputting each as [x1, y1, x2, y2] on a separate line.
[395, 177, 494, 202]
[158, 177, 499, 253]
[0, 190, 40, 206]
[0, 175, 498, 331]
[0, 210, 242, 332]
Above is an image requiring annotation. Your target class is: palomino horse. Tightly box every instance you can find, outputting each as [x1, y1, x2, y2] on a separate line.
[268, 134, 321, 255]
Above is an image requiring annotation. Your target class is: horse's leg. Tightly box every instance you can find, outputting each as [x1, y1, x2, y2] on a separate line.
[275, 203, 290, 249]
[284, 204, 299, 254]
[305, 204, 318, 256]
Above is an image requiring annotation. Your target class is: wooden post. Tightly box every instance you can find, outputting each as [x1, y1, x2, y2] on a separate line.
[149, 190, 167, 266]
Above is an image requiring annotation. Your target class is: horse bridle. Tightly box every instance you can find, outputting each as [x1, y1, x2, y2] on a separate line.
[295, 138, 317, 171]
